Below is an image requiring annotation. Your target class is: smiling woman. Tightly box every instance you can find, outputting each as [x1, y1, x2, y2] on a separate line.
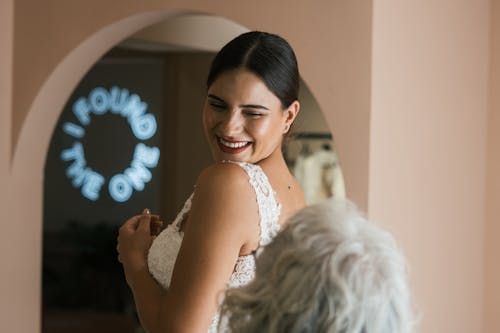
[117, 31, 307, 333]
[203, 69, 299, 164]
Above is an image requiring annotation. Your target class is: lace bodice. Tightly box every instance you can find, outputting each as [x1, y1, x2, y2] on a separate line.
[147, 161, 281, 332]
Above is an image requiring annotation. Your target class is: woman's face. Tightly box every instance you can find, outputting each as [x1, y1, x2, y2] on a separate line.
[203, 69, 298, 163]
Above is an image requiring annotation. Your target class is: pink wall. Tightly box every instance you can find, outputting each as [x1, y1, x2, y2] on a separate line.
[370, 1, 489, 332]
[0, 1, 12, 172]
[0, 0, 497, 332]
[0, 0, 19, 330]
[485, 1, 500, 332]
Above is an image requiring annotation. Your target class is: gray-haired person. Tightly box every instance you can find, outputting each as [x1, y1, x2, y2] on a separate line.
[220, 198, 415, 333]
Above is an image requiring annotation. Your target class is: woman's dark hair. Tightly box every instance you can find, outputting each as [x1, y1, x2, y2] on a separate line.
[206, 31, 299, 109]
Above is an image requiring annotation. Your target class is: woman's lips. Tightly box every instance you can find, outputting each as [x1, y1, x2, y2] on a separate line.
[216, 136, 252, 154]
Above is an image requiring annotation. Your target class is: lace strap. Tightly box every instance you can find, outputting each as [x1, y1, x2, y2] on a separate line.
[222, 161, 282, 250]
[172, 192, 194, 229]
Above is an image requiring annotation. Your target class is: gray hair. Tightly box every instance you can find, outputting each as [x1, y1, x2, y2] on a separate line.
[219, 198, 414, 333]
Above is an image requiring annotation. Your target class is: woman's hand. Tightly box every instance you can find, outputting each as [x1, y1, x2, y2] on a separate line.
[117, 209, 162, 286]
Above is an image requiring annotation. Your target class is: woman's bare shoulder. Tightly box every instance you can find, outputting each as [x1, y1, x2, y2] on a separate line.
[191, 162, 257, 217]
[195, 162, 252, 194]
[186, 162, 259, 248]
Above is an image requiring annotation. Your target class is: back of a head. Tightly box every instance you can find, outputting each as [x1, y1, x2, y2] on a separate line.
[220, 198, 414, 333]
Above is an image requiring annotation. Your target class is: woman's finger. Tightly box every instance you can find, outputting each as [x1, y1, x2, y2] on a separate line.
[150, 220, 163, 236]
[120, 215, 142, 233]
[150, 214, 161, 221]
[137, 214, 152, 233]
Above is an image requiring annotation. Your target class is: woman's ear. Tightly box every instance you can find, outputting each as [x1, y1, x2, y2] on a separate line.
[283, 100, 300, 134]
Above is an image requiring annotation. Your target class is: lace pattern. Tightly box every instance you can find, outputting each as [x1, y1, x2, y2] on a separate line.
[226, 161, 282, 254]
[147, 193, 193, 288]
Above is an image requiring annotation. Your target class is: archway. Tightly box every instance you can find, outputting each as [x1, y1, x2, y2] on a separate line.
[38, 14, 341, 331]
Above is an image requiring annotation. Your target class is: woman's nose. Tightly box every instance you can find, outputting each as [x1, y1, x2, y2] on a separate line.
[220, 112, 243, 135]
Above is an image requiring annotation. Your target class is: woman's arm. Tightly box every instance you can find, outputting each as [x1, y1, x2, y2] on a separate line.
[119, 163, 260, 333]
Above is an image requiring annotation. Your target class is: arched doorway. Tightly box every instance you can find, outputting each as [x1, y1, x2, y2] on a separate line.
[33, 13, 341, 332]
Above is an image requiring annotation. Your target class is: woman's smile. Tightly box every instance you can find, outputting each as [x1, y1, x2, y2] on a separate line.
[216, 136, 253, 154]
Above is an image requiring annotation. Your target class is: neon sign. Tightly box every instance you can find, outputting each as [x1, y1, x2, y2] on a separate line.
[60, 86, 160, 202]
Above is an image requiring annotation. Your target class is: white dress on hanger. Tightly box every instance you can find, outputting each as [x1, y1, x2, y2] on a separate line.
[295, 148, 345, 204]
[147, 161, 281, 332]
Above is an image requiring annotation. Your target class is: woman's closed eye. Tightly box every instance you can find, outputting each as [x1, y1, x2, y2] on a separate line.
[209, 102, 226, 110]
[244, 111, 264, 118]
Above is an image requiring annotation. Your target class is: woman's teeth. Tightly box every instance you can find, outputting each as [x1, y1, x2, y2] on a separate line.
[219, 137, 249, 148]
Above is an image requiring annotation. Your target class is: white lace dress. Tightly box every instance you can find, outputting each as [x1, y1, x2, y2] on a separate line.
[147, 161, 281, 332]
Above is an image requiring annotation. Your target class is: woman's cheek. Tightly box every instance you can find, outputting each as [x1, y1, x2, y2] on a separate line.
[203, 110, 218, 130]
[249, 118, 273, 137]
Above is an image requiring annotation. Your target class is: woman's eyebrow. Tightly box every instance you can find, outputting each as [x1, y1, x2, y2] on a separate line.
[207, 94, 269, 110]
[240, 103, 269, 110]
